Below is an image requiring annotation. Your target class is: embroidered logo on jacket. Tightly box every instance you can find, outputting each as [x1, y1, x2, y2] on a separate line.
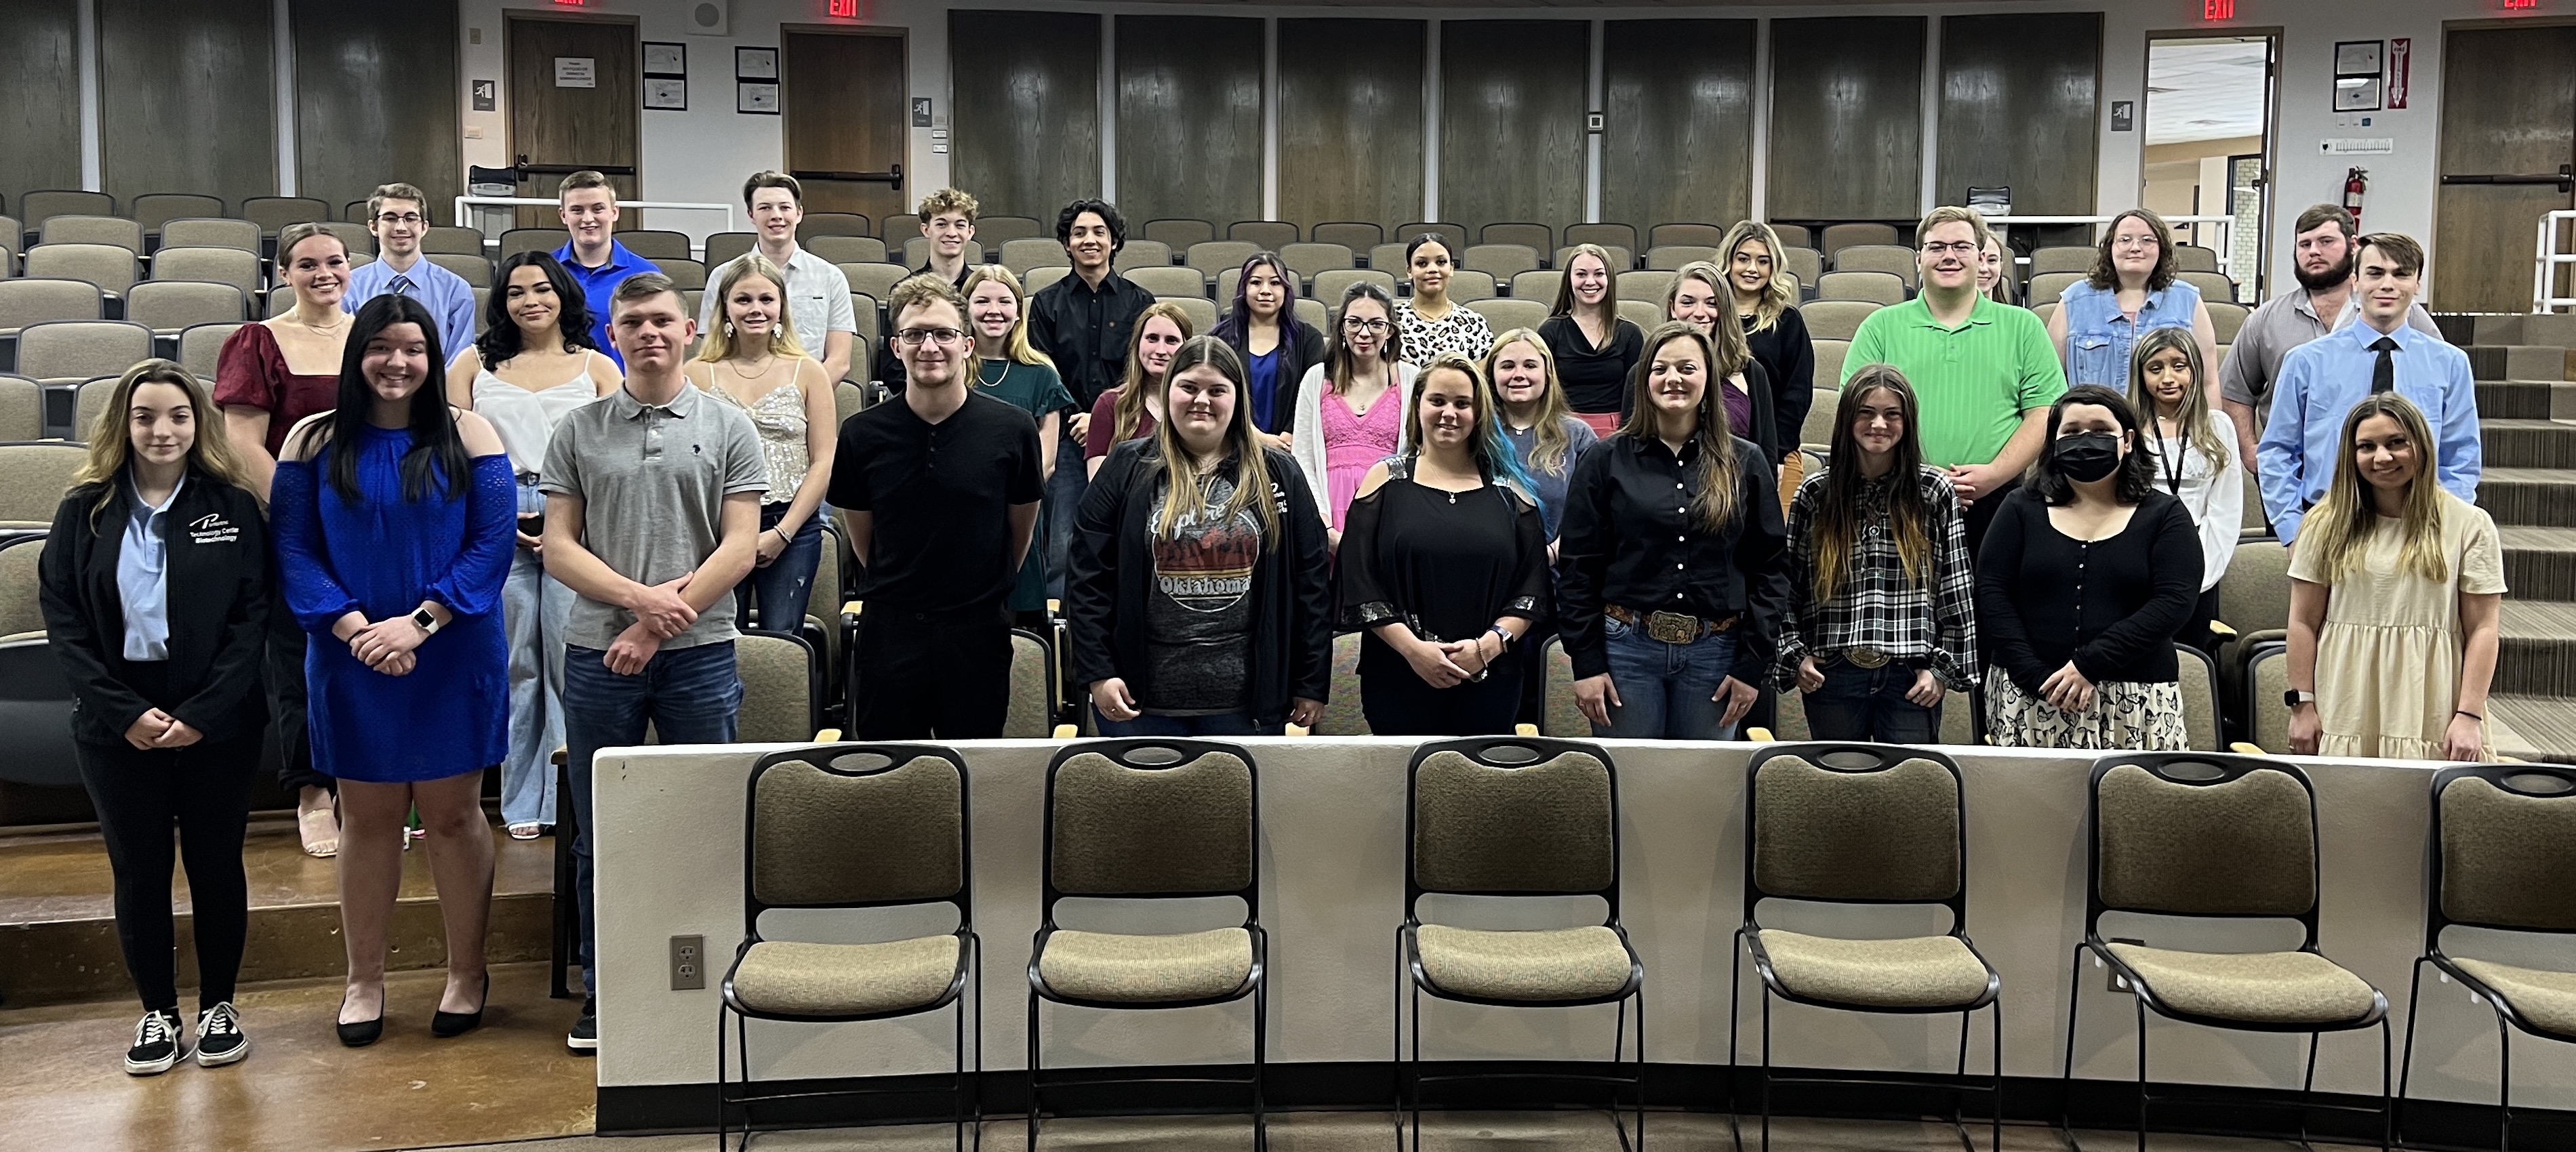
[187, 512, 239, 545]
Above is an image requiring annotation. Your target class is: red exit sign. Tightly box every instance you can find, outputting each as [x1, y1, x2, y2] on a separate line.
[2204, 0, 2235, 18]
[828, 0, 861, 16]
[2505, 0, 2538, 9]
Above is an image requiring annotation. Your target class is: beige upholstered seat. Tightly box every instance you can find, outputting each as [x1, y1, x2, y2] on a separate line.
[842, 262, 910, 304]
[1039, 927, 1254, 1003]
[2106, 942, 2379, 1025]
[1311, 222, 1383, 251]
[1314, 269, 1396, 310]
[1800, 300, 1878, 342]
[1112, 239, 1173, 272]
[732, 632, 819, 743]
[704, 232, 757, 268]
[1124, 265, 1206, 299]
[0, 376, 39, 441]
[0, 539, 47, 635]
[1003, 629, 1054, 739]
[2450, 960, 2576, 1038]
[1754, 930, 1990, 1010]
[158, 218, 262, 255]
[731, 935, 963, 1017]
[0, 443, 88, 526]
[1415, 924, 1631, 1003]
[1230, 220, 1297, 250]
[999, 237, 1061, 275]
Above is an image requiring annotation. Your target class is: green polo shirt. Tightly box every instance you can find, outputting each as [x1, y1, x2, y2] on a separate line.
[1842, 294, 2066, 468]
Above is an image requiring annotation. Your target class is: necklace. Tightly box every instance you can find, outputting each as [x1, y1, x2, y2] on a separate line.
[293, 311, 349, 338]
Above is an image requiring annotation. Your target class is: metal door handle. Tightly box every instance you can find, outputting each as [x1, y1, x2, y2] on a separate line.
[2440, 164, 2573, 192]
[791, 165, 903, 193]
[513, 157, 640, 178]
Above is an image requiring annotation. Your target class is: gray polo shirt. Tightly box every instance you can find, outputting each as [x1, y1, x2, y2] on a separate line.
[2217, 287, 2440, 433]
[697, 244, 858, 355]
[542, 383, 769, 651]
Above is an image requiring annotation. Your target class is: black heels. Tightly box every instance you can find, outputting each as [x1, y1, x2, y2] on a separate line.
[337, 987, 384, 1048]
[431, 972, 489, 1038]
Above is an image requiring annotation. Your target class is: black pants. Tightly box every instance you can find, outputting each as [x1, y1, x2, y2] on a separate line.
[1963, 475, 2023, 557]
[1361, 667, 1525, 737]
[264, 584, 329, 794]
[850, 605, 1013, 739]
[77, 724, 261, 1013]
[2179, 586, 2221, 655]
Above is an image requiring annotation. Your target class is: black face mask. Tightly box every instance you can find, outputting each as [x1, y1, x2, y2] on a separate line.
[2053, 432, 2123, 483]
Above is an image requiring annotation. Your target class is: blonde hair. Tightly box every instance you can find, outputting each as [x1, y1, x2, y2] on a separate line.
[959, 264, 1055, 370]
[76, 360, 250, 522]
[2301, 394, 2453, 586]
[1483, 328, 1578, 474]
[1548, 244, 1623, 321]
[2125, 327, 2229, 476]
[1916, 205, 1993, 249]
[1150, 336, 1281, 547]
[696, 253, 808, 363]
[1619, 321, 1742, 534]
[1719, 221, 1798, 334]
[917, 187, 980, 222]
[1111, 300, 1196, 445]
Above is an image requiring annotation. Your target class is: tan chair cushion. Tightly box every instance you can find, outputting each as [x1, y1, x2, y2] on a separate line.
[1038, 927, 1253, 1003]
[729, 935, 960, 1017]
[2106, 942, 2377, 1025]
[1415, 924, 1632, 1003]
[2452, 958, 2576, 1039]
[1756, 928, 1990, 1010]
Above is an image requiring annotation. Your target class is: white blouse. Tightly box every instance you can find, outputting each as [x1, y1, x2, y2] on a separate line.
[2145, 408, 2245, 593]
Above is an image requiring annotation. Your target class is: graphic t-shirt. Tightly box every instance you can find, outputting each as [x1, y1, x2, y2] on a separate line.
[1143, 466, 1265, 715]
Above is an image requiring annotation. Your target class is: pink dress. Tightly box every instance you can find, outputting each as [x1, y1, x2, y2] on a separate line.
[1322, 388, 1403, 531]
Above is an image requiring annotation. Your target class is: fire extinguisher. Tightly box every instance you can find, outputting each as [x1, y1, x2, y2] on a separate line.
[2343, 167, 2369, 226]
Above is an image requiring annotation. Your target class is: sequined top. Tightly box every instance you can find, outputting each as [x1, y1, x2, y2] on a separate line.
[706, 374, 810, 505]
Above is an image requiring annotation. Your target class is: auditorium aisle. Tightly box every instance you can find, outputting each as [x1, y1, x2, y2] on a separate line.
[2465, 313, 2576, 762]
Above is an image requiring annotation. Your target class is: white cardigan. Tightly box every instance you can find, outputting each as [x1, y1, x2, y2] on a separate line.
[1288, 361, 1418, 526]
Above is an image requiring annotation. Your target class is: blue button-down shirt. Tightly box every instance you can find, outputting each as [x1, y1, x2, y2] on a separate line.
[344, 254, 480, 358]
[118, 475, 182, 662]
[552, 240, 660, 368]
[2256, 320, 2481, 543]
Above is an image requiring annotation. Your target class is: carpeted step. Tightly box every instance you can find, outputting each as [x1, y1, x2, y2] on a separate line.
[2472, 313, 2576, 350]
[2474, 380, 2576, 420]
[2481, 418, 2576, 469]
[2482, 472, 2576, 529]
[2496, 600, 2576, 697]
[2468, 345, 2576, 383]
[2501, 525, 2576, 599]
[2490, 693, 2576, 764]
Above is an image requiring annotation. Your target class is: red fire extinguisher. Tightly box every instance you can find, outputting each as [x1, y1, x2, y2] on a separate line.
[2343, 167, 2369, 226]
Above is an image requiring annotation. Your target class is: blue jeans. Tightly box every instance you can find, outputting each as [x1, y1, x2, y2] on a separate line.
[1596, 615, 1741, 741]
[734, 503, 823, 634]
[499, 480, 576, 826]
[1093, 709, 1283, 738]
[1044, 426, 1086, 602]
[562, 640, 742, 995]
[1798, 659, 1941, 744]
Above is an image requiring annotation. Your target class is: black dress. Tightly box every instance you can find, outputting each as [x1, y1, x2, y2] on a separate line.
[1339, 457, 1551, 735]
[1741, 306, 1815, 464]
[1540, 315, 1644, 416]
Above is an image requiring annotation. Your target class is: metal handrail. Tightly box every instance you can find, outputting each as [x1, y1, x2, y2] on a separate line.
[449, 196, 740, 252]
[2538, 209, 2576, 314]
[1977, 213, 2242, 279]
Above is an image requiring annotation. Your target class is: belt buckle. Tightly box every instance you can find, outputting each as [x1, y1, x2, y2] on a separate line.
[1643, 611, 1699, 644]
[1845, 646, 1889, 670]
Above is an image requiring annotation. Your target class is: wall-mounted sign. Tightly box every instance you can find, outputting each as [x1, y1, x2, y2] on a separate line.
[554, 57, 596, 89]
[2387, 38, 2411, 108]
[472, 79, 496, 112]
[644, 41, 687, 77]
[913, 97, 933, 127]
[2110, 100, 2133, 131]
[645, 77, 687, 111]
[2332, 40, 2383, 112]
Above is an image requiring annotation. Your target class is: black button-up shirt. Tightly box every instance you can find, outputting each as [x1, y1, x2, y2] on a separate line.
[1555, 431, 1789, 682]
[1028, 269, 1157, 410]
[827, 391, 1045, 615]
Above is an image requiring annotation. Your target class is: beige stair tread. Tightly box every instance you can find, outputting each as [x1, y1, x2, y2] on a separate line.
[2489, 694, 2576, 763]
[2500, 599, 2576, 636]
[2498, 525, 2576, 549]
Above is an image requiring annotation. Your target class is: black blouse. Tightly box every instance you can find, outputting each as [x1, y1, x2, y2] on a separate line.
[1973, 488, 2203, 691]
[1338, 461, 1552, 680]
[1540, 315, 1644, 415]
[1741, 306, 1815, 461]
[1555, 431, 1790, 684]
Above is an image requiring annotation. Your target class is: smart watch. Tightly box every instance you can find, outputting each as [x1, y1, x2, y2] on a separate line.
[413, 606, 442, 636]
[2284, 689, 2315, 707]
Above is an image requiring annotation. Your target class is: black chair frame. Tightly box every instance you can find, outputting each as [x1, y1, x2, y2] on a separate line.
[717, 743, 981, 1152]
[1027, 738, 1267, 1151]
[1731, 743, 2000, 1152]
[2059, 752, 2392, 1152]
[1397, 736, 1645, 1152]
[2396, 763, 2576, 1152]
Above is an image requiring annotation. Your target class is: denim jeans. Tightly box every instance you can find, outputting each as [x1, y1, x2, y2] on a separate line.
[1798, 659, 1941, 744]
[1595, 615, 1741, 741]
[1093, 710, 1284, 738]
[562, 640, 742, 995]
[500, 478, 575, 827]
[1043, 426, 1086, 602]
[734, 503, 823, 635]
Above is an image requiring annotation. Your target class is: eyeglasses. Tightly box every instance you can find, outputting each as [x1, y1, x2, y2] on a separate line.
[896, 327, 965, 348]
[374, 213, 424, 226]
[2112, 236, 2160, 249]
[1920, 241, 1980, 257]
[1342, 318, 1390, 334]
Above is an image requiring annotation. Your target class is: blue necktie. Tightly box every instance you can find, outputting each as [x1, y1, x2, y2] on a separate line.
[389, 274, 415, 298]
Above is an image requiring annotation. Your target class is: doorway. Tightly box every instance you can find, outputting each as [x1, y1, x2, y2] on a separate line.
[2140, 33, 2277, 300]
[2436, 21, 2576, 314]
[781, 27, 908, 224]
[506, 14, 641, 230]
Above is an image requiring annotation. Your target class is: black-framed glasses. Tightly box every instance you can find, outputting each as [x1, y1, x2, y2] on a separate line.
[1342, 318, 1391, 334]
[1920, 241, 1979, 256]
[375, 213, 424, 226]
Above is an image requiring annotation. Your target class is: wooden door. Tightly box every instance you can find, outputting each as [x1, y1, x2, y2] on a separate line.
[782, 28, 907, 222]
[507, 14, 639, 229]
[2435, 23, 2576, 312]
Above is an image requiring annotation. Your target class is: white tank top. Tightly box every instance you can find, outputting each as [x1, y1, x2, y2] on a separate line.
[474, 362, 599, 476]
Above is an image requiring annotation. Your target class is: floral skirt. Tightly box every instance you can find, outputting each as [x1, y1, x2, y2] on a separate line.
[1984, 669, 2188, 752]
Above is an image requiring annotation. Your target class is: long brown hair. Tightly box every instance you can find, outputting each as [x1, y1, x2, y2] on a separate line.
[1483, 327, 1578, 474]
[1149, 336, 1281, 548]
[1807, 365, 1933, 603]
[77, 359, 251, 523]
[1110, 300, 1195, 445]
[1619, 321, 1741, 533]
[1548, 243, 1623, 321]
[2126, 327, 2229, 475]
[2301, 393, 2452, 585]
[2087, 208, 2178, 292]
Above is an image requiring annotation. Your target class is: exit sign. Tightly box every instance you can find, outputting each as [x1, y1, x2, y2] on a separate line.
[2505, 0, 2537, 9]
[2204, 0, 2235, 18]
[827, 0, 860, 16]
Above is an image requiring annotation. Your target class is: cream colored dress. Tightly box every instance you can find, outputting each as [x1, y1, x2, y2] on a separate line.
[2287, 494, 2506, 760]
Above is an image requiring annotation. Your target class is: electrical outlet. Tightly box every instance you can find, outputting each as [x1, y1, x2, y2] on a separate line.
[2106, 939, 2144, 993]
[670, 934, 706, 991]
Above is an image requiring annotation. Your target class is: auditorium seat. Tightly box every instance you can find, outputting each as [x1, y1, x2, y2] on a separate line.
[72, 375, 123, 440]
[1445, 270, 1498, 303]
[1293, 297, 1326, 332]
[1310, 222, 1382, 251]
[1142, 218, 1215, 249]
[1230, 220, 1297, 250]
[2209, 300, 2249, 346]
[1214, 268, 1243, 305]
[1311, 268, 1395, 307]
[978, 214, 1045, 243]
[2175, 245, 2221, 273]
[1811, 339, 1850, 388]
[1005, 628, 1058, 738]
[150, 246, 262, 299]
[2030, 247, 2093, 276]
[2033, 302, 2059, 328]
[26, 244, 137, 300]
[1112, 239, 1173, 272]
[1160, 294, 1218, 333]
[844, 299, 879, 366]
[1022, 266, 1069, 295]
[1819, 222, 1900, 258]
[1781, 247, 1824, 289]
[313, 220, 375, 258]
[660, 259, 706, 292]
[805, 234, 887, 266]
[177, 322, 244, 382]
[840, 262, 909, 304]
[1649, 222, 1726, 249]
[1817, 272, 1905, 306]
[1564, 222, 1638, 253]
[1646, 245, 1718, 271]
[797, 213, 871, 241]
[0, 540, 78, 787]
[1535, 636, 1584, 737]
[999, 237, 1060, 276]
[2175, 644, 2223, 752]
[0, 376, 38, 441]
[155, 218, 260, 256]
[1467, 298, 1546, 335]
[17, 320, 150, 387]
[1125, 265, 1206, 300]
[2179, 270, 2239, 304]
[422, 226, 485, 256]
[734, 632, 827, 743]
[902, 236, 982, 269]
[500, 228, 569, 259]
[1832, 244, 1919, 288]
[1481, 222, 1552, 254]
[39, 214, 142, 258]
[1615, 300, 1659, 331]
[0, 444, 85, 525]
[1800, 389, 1837, 449]
[1279, 242, 1354, 283]
[1769, 224, 1815, 249]
[127, 194, 225, 241]
[2027, 272, 2083, 308]
[1394, 222, 1468, 255]
[1556, 245, 1634, 275]
[1309, 633, 1369, 736]
[1184, 242, 1258, 285]
[0, 281, 107, 365]
[266, 285, 295, 318]
[18, 191, 113, 240]
[877, 213, 919, 242]
[2211, 539, 2290, 722]
[1463, 243, 1541, 281]
[703, 232, 757, 268]
[125, 281, 247, 347]
[1367, 242, 1409, 273]
[429, 253, 492, 289]
[619, 230, 692, 262]
[1800, 300, 1878, 342]
[1511, 270, 1561, 304]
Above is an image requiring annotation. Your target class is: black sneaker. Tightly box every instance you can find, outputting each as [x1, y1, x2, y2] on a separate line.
[195, 1002, 248, 1067]
[567, 997, 597, 1052]
[125, 1008, 188, 1075]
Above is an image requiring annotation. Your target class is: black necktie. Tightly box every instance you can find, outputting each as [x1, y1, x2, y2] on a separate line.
[2370, 336, 2397, 394]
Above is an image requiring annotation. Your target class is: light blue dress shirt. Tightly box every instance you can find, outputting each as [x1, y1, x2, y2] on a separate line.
[118, 475, 183, 662]
[2056, 279, 2201, 388]
[2255, 320, 2481, 543]
[344, 254, 481, 359]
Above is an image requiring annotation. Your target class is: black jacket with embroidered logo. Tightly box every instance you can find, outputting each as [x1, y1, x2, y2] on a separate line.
[38, 466, 271, 746]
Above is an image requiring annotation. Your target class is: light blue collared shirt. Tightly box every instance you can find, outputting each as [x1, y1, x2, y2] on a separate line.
[344, 254, 481, 360]
[2256, 320, 2481, 543]
[117, 475, 183, 662]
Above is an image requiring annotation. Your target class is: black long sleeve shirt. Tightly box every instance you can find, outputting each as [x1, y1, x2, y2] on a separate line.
[1555, 431, 1790, 684]
[1027, 270, 1158, 411]
[1743, 306, 1815, 461]
[1973, 488, 2202, 691]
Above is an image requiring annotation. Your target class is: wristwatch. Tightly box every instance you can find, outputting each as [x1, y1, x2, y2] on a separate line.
[412, 606, 442, 637]
[2284, 688, 2316, 707]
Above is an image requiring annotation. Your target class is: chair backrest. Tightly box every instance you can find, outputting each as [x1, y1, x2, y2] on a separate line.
[2217, 539, 2290, 636]
[1819, 222, 1900, 256]
[1126, 265, 1207, 299]
[177, 322, 245, 380]
[1112, 239, 1173, 272]
[999, 237, 1062, 275]
[1230, 220, 1297, 249]
[2429, 764, 2576, 938]
[1279, 242, 1354, 281]
[1462, 243, 1541, 281]
[1312, 268, 1396, 308]
[797, 213, 871, 241]
[1445, 270, 1497, 303]
[2028, 272, 2084, 308]
[1780, 247, 1824, 288]
[2174, 245, 2221, 273]
[2208, 300, 2249, 346]
[1564, 222, 1637, 252]
[0, 279, 106, 333]
[2089, 754, 2319, 941]
[1367, 242, 1410, 273]
[127, 194, 227, 236]
[1394, 222, 1469, 255]
[744, 743, 969, 919]
[1045, 740, 1255, 905]
[0, 443, 87, 524]
[978, 215, 1045, 243]
[1817, 271, 1906, 306]
[878, 213, 920, 241]
[1308, 632, 1369, 735]
[237, 196, 329, 236]
[1161, 294, 1218, 333]
[1184, 241, 1258, 280]
[1645, 245, 1718, 271]
[1310, 222, 1383, 251]
[18, 320, 152, 382]
[902, 236, 984, 269]
[1648, 222, 1727, 249]
[660, 258, 706, 293]
[1142, 218, 1215, 249]
[2179, 270, 2238, 304]
[149, 247, 262, 297]
[421, 226, 485, 256]
[1799, 299, 1878, 342]
[2030, 247, 2094, 276]
[1023, 266, 1070, 295]
[1480, 222, 1551, 252]
[0, 376, 38, 441]
[2173, 643, 2222, 752]
[25, 245, 137, 295]
[1617, 269, 1676, 307]
[841, 262, 911, 304]
[1467, 298, 1546, 334]
[1556, 245, 1636, 275]
[1511, 269, 1563, 304]
[20, 190, 115, 229]
[733, 631, 820, 743]
[156, 218, 261, 254]
[0, 537, 46, 632]
[500, 228, 568, 259]
[801, 234, 885, 266]
[2245, 642, 2291, 752]
[1800, 387, 1838, 449]
[1536, 635, 1586, 737]
[73, 375, 123, 440]
[313, 221, 374, 258]
[1615, 299, 1660, 331]
[704, 232, 758, 268]
[429, 253, 493, 289]
[125, 281, 247, 333]
[267, 285, 296, 318]
[1745, 745, 1965, 918]
[1811, 340, 1850, 391]
[1409, 737, 1617, 907]
[1768, 223, 1814, 249]
[1833, 244, 1918, 287]
[1005, 629, 1055, 738]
